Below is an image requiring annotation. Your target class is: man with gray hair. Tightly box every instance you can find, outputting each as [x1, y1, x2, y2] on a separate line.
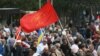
[55, 43, 65, 56]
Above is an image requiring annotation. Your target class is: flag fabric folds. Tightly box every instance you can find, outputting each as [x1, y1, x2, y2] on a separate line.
[20, 1, 59, 33]
[37, 29, 44, 44]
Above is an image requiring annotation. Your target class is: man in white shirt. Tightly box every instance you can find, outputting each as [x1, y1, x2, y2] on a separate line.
[3, 26, 10, 34]
[36, 39, 48, 55]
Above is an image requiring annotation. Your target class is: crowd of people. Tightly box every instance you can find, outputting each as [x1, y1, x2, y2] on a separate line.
[0, 19, 100, 56]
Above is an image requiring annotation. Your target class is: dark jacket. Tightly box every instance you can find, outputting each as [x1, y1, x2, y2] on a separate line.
[61, 44, 74, 56]
[3, 44, 10, 56]
[15, 46, 23, 56]
[42, 52, 50, 56]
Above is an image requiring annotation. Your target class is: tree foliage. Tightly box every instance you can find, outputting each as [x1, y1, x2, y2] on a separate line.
[0, 0, 100, 12]
[54, 0, 100, 15]
[0, 0, 100, 21]
[0, 0, 39, 10]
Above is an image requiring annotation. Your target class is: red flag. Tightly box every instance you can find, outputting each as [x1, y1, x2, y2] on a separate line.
[20, 2, 59, 33]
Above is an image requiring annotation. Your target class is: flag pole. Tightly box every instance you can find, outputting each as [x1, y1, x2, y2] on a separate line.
[51, 0, 53, 5]
[58, 20, 63, 30]
[39, 0, 42, 9]
[58, 19, 71, 47]
[16, 30, 21, 40]
[13, 27, 21, 47]
[47, 0, 71, 46]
